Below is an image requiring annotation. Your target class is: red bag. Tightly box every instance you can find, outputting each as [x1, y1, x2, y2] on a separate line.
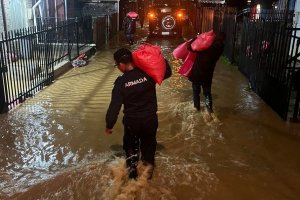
[191, 30, 215, 52]
[127, 11, 139, 18]
[178, 51, 197, 77]
[172, 40, 190, 60]
[132, 43, 166, 85]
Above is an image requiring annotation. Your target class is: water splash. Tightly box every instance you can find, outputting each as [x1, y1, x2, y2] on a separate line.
[168, 101, 223, 141]
[6, 152, 218, 200]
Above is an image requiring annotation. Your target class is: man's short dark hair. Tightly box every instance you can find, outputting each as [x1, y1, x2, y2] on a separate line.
[113, 48, 133, 65]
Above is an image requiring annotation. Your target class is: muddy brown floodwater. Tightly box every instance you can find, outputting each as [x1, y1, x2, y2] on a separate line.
[0, 26, 300, 200]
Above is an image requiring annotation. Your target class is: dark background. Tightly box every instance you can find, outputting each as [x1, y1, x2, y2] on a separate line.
[226, 0, 275, 8]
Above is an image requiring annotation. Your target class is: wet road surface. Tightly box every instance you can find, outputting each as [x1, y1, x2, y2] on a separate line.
[1, 26, 300, 200]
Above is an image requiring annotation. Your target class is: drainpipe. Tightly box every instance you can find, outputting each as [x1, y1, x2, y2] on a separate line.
[117, 0, 119, 31]
[46, 0, 49, 18]
[0, 0, 8, 35]
[0, 0, 7, 113]
[54, 0, 57, 24]
[286, 0, 291, 10]
[32, 0, 42, 27]
[64, 0, 68, 20]
[284, 0, 291, 26]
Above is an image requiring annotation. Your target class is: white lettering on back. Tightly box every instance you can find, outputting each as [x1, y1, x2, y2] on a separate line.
[125, 77, 148, 88]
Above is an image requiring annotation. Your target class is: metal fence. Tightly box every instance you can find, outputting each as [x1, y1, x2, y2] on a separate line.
[192, 6, 300, 121]
[0, 16, 93, 113]
[93, 17, 107, 49]
[222, 11, 237, 63]
[222, 10, 298, 63]
[109, 13, 118, 38]
[93, 13, 119, 49]
[239, 19, 300, 120]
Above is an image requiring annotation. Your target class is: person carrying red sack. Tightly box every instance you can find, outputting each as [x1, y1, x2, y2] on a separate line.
[174, 31, 216, 78]
[105, 48, 172, 180]
[187, 31, 225, 113]
[123, 12, 138, 45]
[132, 43, 166, 85]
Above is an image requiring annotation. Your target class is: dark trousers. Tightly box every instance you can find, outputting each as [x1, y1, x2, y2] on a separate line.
[125, 34, 134, 45]
[192, 82, 213, 112]
[123, 114, 158, 168]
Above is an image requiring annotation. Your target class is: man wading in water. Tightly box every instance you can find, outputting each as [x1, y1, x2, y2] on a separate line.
[105, 48, 172, 179]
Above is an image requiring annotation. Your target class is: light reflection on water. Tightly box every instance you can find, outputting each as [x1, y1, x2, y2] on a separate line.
[0, 28, 300, 200]
[0, 102, 82, 195]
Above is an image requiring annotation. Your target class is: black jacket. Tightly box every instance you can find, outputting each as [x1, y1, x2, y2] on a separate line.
[187, 38, 224, 85]
[123, 16, 137, 34]
[106, 60, 172, 129]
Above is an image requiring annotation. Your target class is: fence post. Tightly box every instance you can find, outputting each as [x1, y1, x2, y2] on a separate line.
[232, 14, 238, 64]
[0, 43, 7, 113]
[291, 40, 300, 121]
[106, 15, 110, 44]
[45, 26, 53, 85]
[67, 20, 71, 61]
[292, 91, 300, 120]
[0, 75, 6, 113]
[76, 17, 79, 57]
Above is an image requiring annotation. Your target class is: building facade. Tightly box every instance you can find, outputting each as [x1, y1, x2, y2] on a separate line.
[0, 0, 32, 33]
[0, 0, 79, 34]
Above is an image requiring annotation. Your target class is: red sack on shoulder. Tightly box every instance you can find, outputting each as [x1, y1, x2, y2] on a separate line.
[132, 43, 166, 85]
[172, 40, 190, 60]
[127, 11, 139, 18]
[178, 51, 196, 77]
[191, 30, 215, 52]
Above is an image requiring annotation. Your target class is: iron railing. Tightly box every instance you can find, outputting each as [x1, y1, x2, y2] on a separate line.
[222, 12, 237, 63]
[239, 19, 300, 120]
[0, 16, 93, 112]
[192, 6, 300, 120]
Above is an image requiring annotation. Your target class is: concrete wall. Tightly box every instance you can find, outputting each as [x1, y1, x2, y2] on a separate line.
[82, 2, 117, 17]
[0, 1, 9, 34]
[0, 2, 3, 33]
[294, 0, 300, 28]
[25, 0, 33, 27]
[0, 0, 33, 34]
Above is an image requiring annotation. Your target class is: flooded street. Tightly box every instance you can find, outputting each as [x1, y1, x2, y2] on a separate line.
[1, 26, 300, 200]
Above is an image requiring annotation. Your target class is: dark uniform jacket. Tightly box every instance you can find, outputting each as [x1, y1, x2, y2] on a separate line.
[187, 38, 224, 85]
[106, 61, 172, 129]
[123, 16, 137, 34]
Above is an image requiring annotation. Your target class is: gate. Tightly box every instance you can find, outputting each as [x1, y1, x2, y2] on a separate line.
[239, 18, 300, 120]
[0, 28, 54, 112]
[222, 9, 237, 63]
[0, 17, 93, 113]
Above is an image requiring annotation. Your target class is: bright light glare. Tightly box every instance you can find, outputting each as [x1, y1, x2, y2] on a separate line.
[256, 4, 261, 12]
